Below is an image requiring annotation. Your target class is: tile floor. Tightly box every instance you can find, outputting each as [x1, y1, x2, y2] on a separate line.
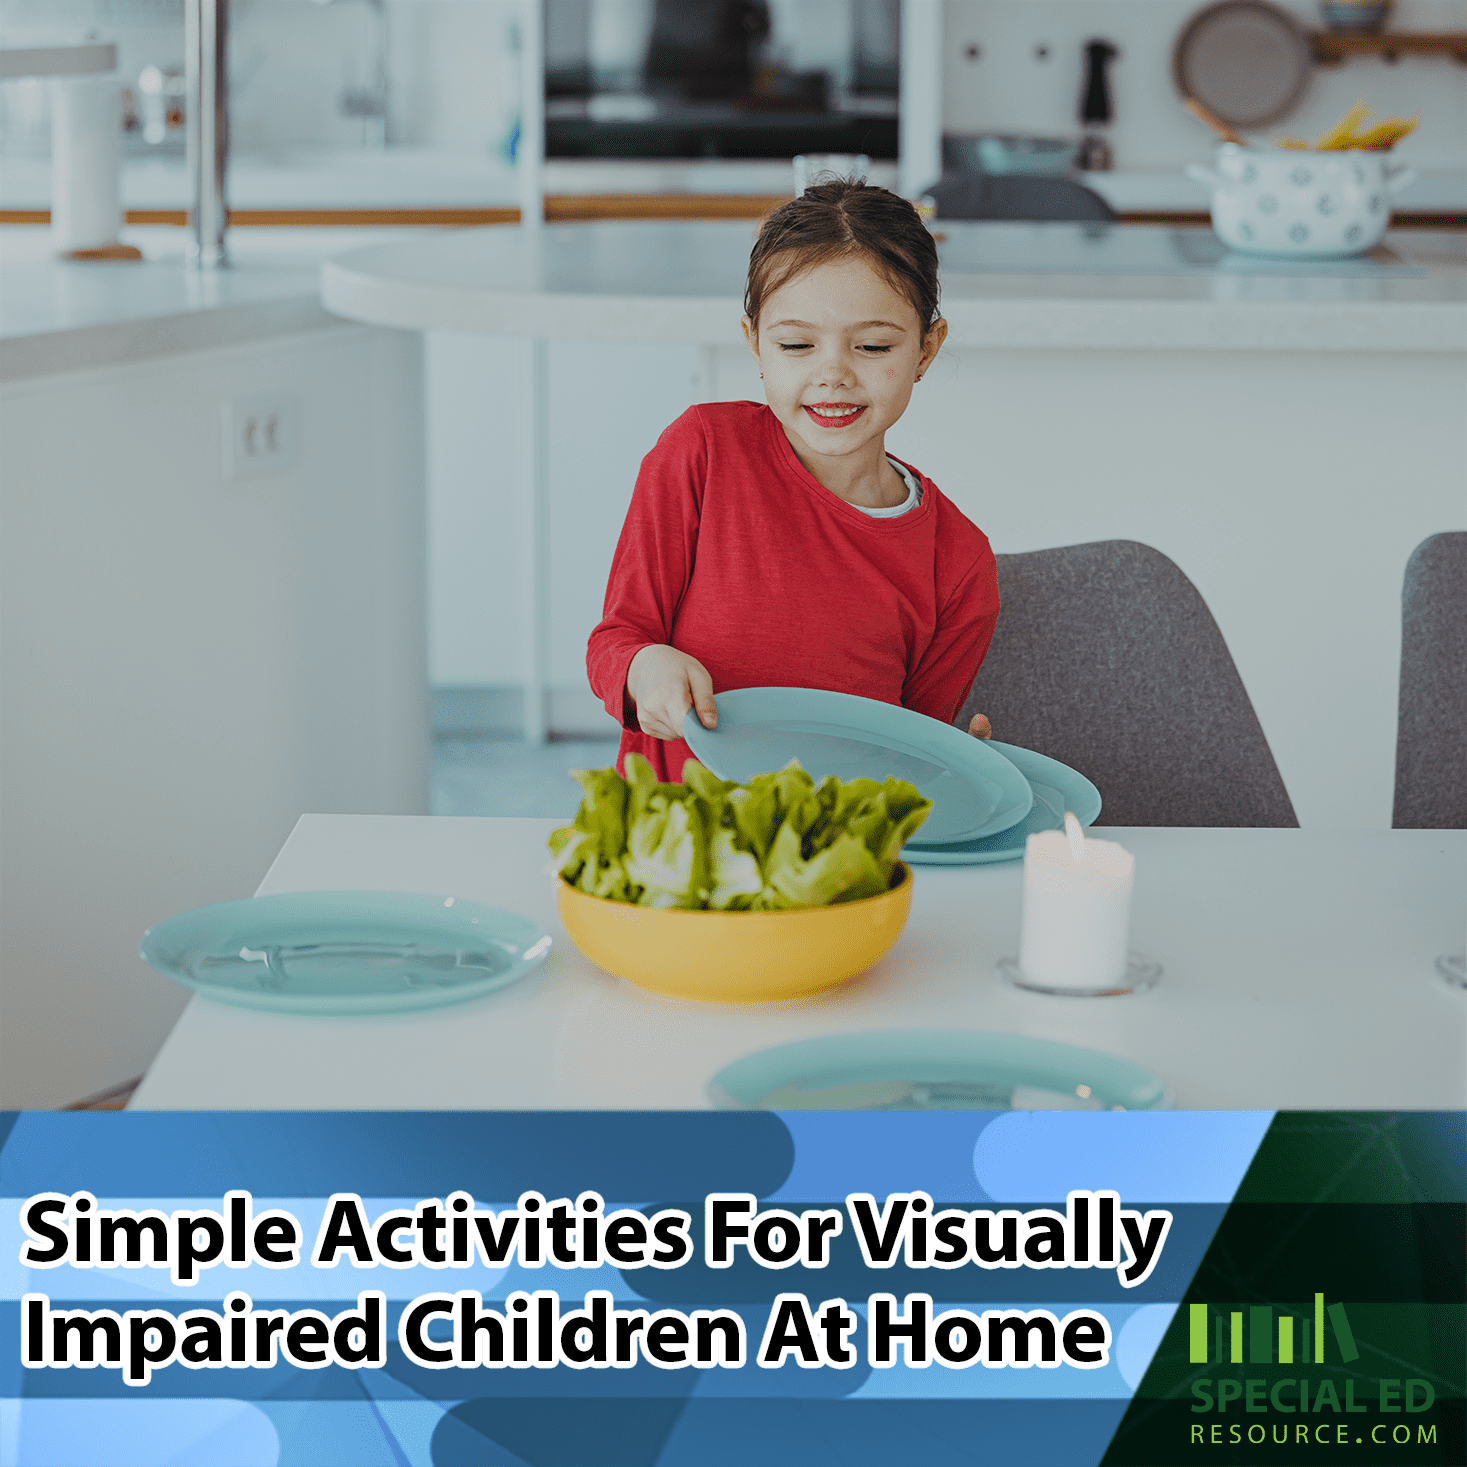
[432, 736, 621, 818]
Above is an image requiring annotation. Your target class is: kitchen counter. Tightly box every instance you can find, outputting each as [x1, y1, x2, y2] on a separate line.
[1, 149, 1462, 218]
[0, 223, 426, 380]
[13, 219, 1456, 382]
[321, 219, 1467, 354]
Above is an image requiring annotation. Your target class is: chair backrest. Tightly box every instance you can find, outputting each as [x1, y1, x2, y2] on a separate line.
[956, 540, 1297, 827]
[927, 174, 1118, 223]
[1394, 531, 1467, 829]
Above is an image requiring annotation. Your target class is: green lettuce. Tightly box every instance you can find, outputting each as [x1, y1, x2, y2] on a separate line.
[624, 785, 706, 908]
[764, 824, 888, 907]
[708, 828, 765, 910]
[550, 755, 933, 911]
[548, 765, 634, 902]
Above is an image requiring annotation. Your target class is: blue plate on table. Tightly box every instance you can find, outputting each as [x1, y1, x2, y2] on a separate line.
[682, 687, 1032, 844]
[708, 1030, 1170, 1111]
[902, 740, 1102, 866]
[140, 891, 552, 1015]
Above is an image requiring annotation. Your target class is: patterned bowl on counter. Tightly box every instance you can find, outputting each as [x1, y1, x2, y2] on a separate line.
[1185, 143, 1416, 258]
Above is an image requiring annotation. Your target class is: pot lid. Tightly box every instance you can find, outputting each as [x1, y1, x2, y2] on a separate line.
[1173, 0, 1312, 128]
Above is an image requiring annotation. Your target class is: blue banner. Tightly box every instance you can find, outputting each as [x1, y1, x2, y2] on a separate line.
[1, 1111, 1460, 1466]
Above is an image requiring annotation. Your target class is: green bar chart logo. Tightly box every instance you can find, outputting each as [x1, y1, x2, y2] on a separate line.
[1188, 1294, 1359, 1366]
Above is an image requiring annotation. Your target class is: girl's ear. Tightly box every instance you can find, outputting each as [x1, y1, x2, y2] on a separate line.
[917, 317, 949, 380]
[741, 315, 760, 363]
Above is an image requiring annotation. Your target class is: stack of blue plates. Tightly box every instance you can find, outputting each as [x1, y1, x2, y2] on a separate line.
[682, 688, 1101, 866]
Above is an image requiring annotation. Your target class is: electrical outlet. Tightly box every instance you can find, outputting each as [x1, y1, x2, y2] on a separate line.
[222, 393, 299, 480]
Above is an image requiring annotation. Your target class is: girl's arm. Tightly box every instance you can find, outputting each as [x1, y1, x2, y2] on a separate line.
[586, 410, 711, 734]
[902, 553, 1002, 730]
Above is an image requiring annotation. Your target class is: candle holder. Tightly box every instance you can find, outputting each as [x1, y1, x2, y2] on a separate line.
[997, 951, 1163, 998]
[1437, 952, 1466, 989]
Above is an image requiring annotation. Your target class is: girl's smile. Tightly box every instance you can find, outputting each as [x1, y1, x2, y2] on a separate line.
[743, 257, 947, 508]
[804, 402, 867, 427]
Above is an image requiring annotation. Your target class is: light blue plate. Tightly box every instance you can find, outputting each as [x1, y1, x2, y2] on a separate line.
[708, 1030, 1170, 1111]
[682, 687, 1032, 844]
[902, 740, 1103, 865]
[140, 891, 552, 1015]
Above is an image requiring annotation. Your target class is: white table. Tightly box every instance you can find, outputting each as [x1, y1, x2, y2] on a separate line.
[131, 815, 1467, 1112]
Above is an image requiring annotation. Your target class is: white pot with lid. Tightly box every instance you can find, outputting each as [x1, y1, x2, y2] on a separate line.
[1184, 143, 1416, 258]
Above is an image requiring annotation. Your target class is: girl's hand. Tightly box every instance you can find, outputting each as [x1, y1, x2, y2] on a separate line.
[627, 644, 718, 740]
[968, 713, 993, 739]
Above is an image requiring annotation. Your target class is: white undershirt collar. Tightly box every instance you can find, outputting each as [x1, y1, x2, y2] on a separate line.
[850, 458, 922, 518]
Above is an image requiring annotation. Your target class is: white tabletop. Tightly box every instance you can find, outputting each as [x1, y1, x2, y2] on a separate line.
[319, 220, 1467, 353]
[130, 815, 1467, 1112]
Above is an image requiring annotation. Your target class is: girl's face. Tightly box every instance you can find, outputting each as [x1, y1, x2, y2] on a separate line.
[743, 255, 946, 471]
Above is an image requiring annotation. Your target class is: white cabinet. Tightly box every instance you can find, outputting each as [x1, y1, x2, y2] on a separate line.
[0, 320, 429, 1107]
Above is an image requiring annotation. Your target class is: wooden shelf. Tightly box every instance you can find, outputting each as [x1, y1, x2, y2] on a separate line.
[0, 197, 788, 229]
[1311, 30, 1467, 65]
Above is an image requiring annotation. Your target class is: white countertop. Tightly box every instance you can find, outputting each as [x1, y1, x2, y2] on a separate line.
[10, 214, 1463, 384]
[2, 149, 1462, 213]
[0, 223, 426, 381]
[130, 814, 1467, 1113]
[322, 220, 1467, 353]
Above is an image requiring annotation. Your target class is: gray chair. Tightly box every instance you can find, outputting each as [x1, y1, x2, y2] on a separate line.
[956, 540, 1297, 827]
[927, 174, 1117, 224]
[1393, 531, 1467, 829]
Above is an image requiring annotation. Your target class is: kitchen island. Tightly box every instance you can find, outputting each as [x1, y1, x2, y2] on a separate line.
[322, 219, 1467, 832]
[0, 226, 430, 1108]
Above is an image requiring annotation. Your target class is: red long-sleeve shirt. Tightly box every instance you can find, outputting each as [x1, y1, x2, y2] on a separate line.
[586, 401, 1000, 781]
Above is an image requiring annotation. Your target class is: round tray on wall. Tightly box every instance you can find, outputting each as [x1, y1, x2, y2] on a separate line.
[1172, 0, 1312, 128]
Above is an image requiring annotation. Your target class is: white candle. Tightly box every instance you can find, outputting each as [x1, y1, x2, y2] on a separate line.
[1018, 814, 1134, 991]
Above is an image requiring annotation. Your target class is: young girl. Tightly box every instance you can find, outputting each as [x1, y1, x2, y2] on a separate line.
[587, 180, 998, 781]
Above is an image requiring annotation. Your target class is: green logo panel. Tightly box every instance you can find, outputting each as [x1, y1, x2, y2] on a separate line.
[1102, 1113, 1465, 1465]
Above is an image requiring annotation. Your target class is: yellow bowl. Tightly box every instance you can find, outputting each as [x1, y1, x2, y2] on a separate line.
[555, 864, 914, 1003]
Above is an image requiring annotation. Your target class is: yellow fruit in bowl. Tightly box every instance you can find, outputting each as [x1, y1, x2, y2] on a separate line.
[555, 863, 914, 1003]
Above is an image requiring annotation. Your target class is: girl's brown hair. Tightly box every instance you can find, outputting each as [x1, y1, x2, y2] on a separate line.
[744, 178, 941, 335]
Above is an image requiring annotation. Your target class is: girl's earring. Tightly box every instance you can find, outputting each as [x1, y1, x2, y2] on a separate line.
[759, 372, 764, 378]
